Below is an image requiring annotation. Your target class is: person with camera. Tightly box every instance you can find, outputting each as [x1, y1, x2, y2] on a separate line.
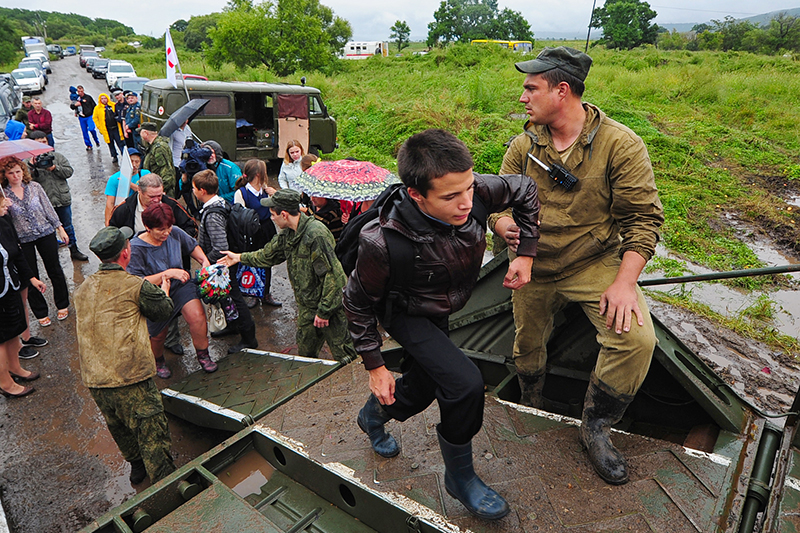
[201, 141, 241, 204]
[178, 142, 213, 218]
[491, 47, 664, 486]
[27, 131, 88, 261]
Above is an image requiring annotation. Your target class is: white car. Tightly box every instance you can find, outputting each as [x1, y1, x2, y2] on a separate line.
[106, 61, 137, 89]
[27, 52, 51, 73]
[11, 68, 46, 94]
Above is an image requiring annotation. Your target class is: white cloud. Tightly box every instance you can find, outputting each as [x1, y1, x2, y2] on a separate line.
[6, 0, 798, 41]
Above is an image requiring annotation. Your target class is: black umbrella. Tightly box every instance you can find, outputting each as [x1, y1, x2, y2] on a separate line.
[159, 98, 209, 138]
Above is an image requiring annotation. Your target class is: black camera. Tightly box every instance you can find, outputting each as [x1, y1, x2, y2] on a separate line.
[34, 152, 55, 169]
[180, 145, 212, 180]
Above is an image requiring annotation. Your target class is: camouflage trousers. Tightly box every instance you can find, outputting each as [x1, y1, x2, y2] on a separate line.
[296, 305, 357, 363]
[90, 378, 176, 483]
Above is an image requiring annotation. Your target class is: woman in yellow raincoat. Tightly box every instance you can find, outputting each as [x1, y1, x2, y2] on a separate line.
[93, 92, 125, 165]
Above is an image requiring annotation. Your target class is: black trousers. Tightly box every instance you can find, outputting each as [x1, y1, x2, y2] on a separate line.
[22, 233, 69, 318]
[382, 313, 485, 445]
[228, 263, 254, 333]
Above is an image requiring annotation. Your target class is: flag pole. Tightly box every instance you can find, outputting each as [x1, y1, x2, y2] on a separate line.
[165, 29, 191, 102]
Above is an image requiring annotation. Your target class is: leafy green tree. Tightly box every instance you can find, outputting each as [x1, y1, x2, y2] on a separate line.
[427, 0, 532, 46]
[184, 13, 220, 51]
[591, 0, 658, 49]
[171, 19, 189, 33]
[0, 18, 20, 64]
[711, 16, 757, 51]
[207, 0, 351, 76]
[691, 23, 712, 34]
[765, 13, 800, 52]
[390, 20, 411, 52]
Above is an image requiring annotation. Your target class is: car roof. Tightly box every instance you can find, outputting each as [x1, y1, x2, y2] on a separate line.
[108, 60, 132, 64]
[12, 68, 40, 74]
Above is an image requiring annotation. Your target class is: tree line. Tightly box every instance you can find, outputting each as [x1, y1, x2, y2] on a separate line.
[659, 14, 800, 55]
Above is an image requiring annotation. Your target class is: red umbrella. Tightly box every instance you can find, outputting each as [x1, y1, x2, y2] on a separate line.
[0, 139, 54, 160]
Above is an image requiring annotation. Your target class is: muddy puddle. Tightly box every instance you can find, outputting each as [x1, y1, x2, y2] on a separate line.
[641, 214, 800, 340]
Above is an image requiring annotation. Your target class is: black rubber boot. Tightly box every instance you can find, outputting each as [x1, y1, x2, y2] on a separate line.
[580, 373, 634, 485]
[69, 245, 89, 261]
[210, 324, 237, 338]
[228, 325, 258, 354]
[517, 370, 546, 409]
[357, 394, 399, 458]
[437, 427, 510, 520]
[129, 459, 147, 484]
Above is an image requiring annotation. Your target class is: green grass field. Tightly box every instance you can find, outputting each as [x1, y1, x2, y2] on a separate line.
[5, 42, 800, 351]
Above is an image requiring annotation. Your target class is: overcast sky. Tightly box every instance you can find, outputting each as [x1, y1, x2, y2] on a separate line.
[8, 0, 800, 41]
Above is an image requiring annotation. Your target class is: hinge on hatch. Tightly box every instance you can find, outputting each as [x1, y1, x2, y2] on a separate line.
[406, 515, 422, 533]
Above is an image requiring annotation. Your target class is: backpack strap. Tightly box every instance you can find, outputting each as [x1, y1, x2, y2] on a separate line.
[380, 227, 414, 328]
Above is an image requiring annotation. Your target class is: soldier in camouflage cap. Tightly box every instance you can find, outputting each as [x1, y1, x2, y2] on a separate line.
[139, 122, 177, 197]
[75, 226, 176, 485]
[218, 190, 357, 362]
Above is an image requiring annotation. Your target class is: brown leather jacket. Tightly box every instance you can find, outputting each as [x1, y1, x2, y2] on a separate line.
[343, 173, 540, 370]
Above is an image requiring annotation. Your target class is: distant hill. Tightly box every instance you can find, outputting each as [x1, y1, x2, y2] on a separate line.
[658, 6, 800, 34]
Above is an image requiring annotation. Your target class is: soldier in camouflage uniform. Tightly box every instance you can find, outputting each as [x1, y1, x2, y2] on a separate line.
[218, 189, 357, 362]
[74, 226, 177, 485]
[139, 122, 177, 197]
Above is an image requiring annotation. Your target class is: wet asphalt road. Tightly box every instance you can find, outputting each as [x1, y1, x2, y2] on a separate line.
[0, 57, 301, 532]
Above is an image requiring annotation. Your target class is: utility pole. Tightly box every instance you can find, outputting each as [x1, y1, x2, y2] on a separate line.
[585, 0, 597, 53]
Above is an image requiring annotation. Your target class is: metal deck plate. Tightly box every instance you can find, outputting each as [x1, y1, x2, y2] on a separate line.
[162, 349, 341, 432]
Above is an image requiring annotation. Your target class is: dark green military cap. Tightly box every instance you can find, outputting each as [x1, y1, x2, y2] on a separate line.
[515, 46, 593, 82]
[89, 226, 134, 260]
[261, 189, 302, 211]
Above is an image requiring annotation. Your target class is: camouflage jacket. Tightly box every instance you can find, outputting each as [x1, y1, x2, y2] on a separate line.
[240, 214, 345, 319]
[143, 135, 175, 193]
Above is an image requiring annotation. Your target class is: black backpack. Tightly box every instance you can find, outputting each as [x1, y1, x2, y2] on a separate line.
[335, 184, 489, 325]
[206, 202, 262, 253]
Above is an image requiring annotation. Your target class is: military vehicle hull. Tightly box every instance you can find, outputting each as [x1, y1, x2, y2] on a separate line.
[81, 253, 800, 532]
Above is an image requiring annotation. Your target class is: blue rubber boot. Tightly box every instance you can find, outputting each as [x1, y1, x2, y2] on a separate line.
[357, 394, 400, 458]
[437, 427, 510, 520]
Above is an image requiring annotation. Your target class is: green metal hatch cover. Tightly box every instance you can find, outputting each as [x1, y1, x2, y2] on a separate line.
[162, 349, 342, 432]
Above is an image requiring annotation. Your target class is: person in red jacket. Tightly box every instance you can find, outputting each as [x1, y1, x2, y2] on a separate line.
[27, 97, 54, 147]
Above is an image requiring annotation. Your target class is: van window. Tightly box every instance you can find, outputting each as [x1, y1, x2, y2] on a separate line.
[191, 94, 230, 116]
[309, 96, 324, 116]
[141, 91, 149, 111]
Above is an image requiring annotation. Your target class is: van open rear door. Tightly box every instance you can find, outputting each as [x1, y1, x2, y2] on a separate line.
[277, 94, 309, 158]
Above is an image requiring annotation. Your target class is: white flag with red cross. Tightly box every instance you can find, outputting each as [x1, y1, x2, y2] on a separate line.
[166, 29, 179, 88]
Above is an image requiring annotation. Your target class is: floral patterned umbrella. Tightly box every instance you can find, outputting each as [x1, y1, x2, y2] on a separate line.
[294, 160, 400, 202]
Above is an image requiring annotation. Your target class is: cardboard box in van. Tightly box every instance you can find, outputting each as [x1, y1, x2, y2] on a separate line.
[140, 79, 337, 162]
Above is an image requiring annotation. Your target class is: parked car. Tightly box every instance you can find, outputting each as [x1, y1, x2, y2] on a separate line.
[0, 73, 23, 104]
[11, 68, 45, 94]
[91, 58, 110, 79]
[95, 46, 105, 53]
[28, 52, 51, 73]
[16, 59, 48, 85]
[177, 73, 209, 81]
[85, 57, 98, 73]
[63, 46, 77, 57]
[112, 76, 150, 95]
[47, 44, 62, 57]
[106, 61, 137, 89]
[79, 50, 98, 68]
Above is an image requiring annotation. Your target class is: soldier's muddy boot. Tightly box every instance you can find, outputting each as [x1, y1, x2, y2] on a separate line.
[228, 326, 258, 354]
[437, 427, 510, 520]
[357, 394, 399, 458]
[129, 459, 147, 484]
[517, 370, 546, 409]
[580, 373, 634, 485]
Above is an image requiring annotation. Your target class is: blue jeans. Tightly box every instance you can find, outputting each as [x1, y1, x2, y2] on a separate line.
[54, 204, 77, 246]
[45, 133, 54, 147]
[78, 116, 99, 147]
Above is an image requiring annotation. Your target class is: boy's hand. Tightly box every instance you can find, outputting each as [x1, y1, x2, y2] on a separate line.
[503, 256, 533, 290]
[313, 315, 329, 328]
[368, 366, 396, 405]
